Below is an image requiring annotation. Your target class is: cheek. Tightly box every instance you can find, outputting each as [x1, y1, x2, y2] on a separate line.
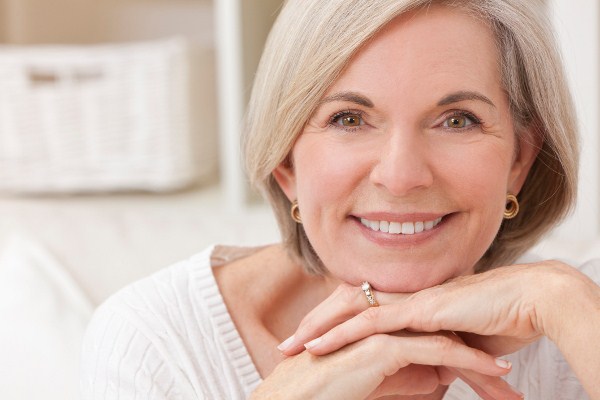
[436, 140, 513, 199]
[293, 136, 368, 207]
[437, 142, 512, 243]
[292, 136, 372, 260]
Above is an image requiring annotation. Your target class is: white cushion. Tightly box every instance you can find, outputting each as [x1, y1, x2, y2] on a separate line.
[0, 235, 93, 400]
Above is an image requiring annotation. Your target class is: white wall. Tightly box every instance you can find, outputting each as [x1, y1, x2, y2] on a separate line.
[1, 0, 598, 247]
[545, 1, 600, 248]
[0, 0, 219, 186]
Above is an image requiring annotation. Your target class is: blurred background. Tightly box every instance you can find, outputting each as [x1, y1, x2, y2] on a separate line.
[0, 0, 597, 399]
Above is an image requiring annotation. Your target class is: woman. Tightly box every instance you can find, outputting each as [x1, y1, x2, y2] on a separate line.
[81, 0, 600, 399]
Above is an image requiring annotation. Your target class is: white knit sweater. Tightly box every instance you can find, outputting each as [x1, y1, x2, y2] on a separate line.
[80, 245, 598, 399]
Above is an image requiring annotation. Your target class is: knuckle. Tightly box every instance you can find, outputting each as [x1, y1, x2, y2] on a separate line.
[334, 282, 360, 306]
[428, 335, 458, 365]
[437, 366, 458, 386]
[328, 324, 349, 345]
[420, 373, 439, 394]
[360, 306, 381, 324]
[431, 334, 455, 350]
[361, 333, 387, 351]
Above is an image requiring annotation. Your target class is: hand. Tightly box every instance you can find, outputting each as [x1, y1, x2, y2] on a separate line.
[279, 260, 576, 359]
[252, 330, 521, 400]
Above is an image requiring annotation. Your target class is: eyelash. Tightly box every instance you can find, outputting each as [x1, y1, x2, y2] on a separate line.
[440, 110, 482, 131]
[327, 109, 483, 133]
[328, 109, 366, 133]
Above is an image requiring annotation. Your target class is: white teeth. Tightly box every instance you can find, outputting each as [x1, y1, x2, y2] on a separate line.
[389, 221, 402, 234]
[415, 221, 424, 233]
[360, 216, 443, 235]
[379, 220, 390, 233]
[369, 220, 380, 231]
[401, 222, 415, 234]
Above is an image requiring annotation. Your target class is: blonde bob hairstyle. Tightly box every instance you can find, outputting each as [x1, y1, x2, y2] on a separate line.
[243, 0, 579, 274]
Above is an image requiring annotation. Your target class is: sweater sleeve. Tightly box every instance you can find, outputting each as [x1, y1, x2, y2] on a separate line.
[79, 297, 191, 400]
[79, 249, 260, 400]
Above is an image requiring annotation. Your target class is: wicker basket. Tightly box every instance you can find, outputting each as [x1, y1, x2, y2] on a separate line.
[0, 37, 197, 193]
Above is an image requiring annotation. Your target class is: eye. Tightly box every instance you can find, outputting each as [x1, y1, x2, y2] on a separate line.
[330, 111, 365, 130]
[442, 112, 480, 130]
[340, 114, 361, 127]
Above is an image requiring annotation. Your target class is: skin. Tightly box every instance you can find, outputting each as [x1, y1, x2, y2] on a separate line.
[274, 5, 537, 294]
[221, 4, 600, 400]
[280, 261, 600, 398]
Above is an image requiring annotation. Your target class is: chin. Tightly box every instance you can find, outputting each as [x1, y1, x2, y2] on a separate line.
[363, 266, 457, 293]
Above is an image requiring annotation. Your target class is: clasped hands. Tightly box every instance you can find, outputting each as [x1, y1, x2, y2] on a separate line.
[252, 261, 586, 400]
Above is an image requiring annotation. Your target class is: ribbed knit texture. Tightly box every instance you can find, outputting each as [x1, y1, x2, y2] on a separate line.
[81, 247, 598, 399]
[80, 245, 261, 399]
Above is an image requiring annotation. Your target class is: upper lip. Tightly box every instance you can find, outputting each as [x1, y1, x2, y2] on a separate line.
[352, 212, 449, 223]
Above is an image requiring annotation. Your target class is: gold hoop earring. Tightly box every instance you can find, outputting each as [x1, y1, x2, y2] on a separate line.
[504, 194, 519, 219]
[290, 200, 302, 223]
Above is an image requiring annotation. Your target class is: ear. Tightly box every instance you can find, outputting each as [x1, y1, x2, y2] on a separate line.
[272, 160, 298, 201]
[507, 125, 542, 194]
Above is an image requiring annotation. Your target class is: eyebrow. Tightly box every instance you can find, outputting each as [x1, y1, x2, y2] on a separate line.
[437, 91, 496, 108]
[318, 91, 374, 108]
[318, 90, 495, 109]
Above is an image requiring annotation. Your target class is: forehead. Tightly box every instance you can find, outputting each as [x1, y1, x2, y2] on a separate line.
[327, 4, 503, 102]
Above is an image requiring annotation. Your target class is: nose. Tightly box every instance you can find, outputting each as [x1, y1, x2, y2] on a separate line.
[369, 129, 434, 197]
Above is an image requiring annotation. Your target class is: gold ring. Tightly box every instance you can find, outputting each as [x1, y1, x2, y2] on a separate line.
[361, 281, 379, 307]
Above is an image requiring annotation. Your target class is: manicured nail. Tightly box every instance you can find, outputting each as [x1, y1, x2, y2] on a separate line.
[495, 358, 512, 369]
[277, 335, 295, 351]
[304, 337, 322, 349]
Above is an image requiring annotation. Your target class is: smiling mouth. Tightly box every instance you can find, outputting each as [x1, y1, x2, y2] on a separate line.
[359, 216, 443, 235]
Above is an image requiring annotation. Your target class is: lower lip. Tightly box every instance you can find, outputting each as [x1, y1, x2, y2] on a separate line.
[352, 215, 450, 247]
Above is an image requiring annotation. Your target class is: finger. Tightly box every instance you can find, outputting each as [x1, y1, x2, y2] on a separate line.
[453, 368, 524, 400]
[362, 332, 512, 378]
[459, 331, 536, 357]
[303, 300, 429, 354]
[278, 283, 365, 355]
[422, 337, 523, 400]
[436, 366, 458, 386]
[278, 282, 407, 355]
[304, 288, 479, 355]
[356, 333, 518, 399]
[366, 364, 440, 399]
[372, 364, 522, 400]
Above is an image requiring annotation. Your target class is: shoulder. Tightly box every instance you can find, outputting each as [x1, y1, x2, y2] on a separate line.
[80, 246, 260, 400]
[576, 258, 600, 284]
[95, 246, 217, 328]
[518, 252, 600, 283]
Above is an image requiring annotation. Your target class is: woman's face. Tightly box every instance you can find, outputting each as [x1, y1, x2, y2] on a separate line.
[275, 5, 538, 292]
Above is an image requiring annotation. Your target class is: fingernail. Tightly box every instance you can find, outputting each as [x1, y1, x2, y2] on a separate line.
[304, 337, 322, 350]
[277, 335, 295, 351]
[495, 358, 512, 369]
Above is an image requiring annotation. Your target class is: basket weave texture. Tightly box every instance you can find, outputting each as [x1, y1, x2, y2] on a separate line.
[0, 37, 196, 193]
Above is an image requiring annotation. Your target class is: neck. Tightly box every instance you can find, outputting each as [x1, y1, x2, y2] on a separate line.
[256, 250, 339, 346]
